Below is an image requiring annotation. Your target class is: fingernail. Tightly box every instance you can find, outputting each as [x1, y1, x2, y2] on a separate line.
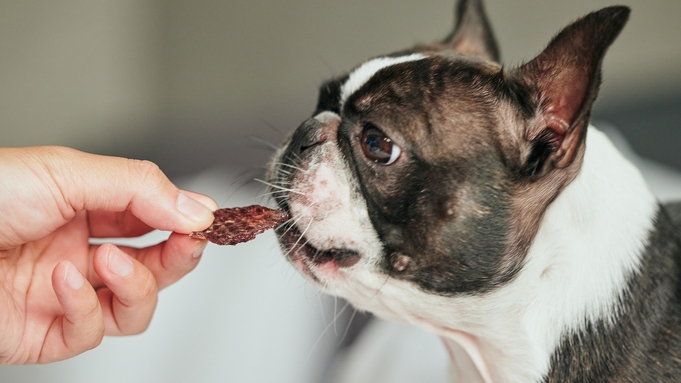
[177, 192, 213, 223]
[108, 246, 134, 277]
[192, 241, 208, 259]
[64, 262, 84, 290]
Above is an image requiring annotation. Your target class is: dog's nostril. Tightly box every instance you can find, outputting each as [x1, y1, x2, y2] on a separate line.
[300, 129, 328, 153]
[295, 113, 341, 154]
[300, 141, 321, 152]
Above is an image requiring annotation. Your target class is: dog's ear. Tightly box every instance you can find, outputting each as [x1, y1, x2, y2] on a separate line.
[442, 0, 500, 62]
[514, 7, 630, 179]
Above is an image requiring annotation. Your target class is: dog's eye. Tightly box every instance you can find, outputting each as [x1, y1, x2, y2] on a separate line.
[360, 123, 401, 165]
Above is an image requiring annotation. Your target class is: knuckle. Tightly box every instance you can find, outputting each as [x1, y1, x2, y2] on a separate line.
[118, 279, 157, 336]
[132, 277, 158, 335]
[40, 145, 78, 160]
[64, 304, 104, 355]
[129, 159, 164, 185]
[83, 303, 105, 350]
[125, 159, 170, 209]
[139, 273, 159, 302]
[83, 298, 102, 321]
[88, 326, 105, 350]
[130, 318, 152, 335]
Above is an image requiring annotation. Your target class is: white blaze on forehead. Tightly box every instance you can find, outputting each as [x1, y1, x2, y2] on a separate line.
[314, 110, 340, 123]
[340, 53, 427, 107]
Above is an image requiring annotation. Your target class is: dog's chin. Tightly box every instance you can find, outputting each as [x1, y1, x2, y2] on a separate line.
[278, 226, 361, 284]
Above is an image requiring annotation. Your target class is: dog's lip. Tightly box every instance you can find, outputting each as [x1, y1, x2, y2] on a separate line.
[276, 224, 361, 273]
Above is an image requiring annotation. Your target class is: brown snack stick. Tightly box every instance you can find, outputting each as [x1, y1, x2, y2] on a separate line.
[189, 205, 290, 246]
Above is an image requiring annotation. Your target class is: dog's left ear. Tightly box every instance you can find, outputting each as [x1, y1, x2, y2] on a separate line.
[514, 6, 630, 178]
[442, 0, 500, 62]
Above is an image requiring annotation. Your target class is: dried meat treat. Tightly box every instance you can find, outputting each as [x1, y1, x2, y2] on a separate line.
[189, 205, 290, 246]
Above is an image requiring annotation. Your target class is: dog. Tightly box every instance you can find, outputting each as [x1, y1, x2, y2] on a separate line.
[266, 0, 681, 381]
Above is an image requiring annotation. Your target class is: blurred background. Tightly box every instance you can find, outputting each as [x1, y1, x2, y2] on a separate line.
[2, 0, 680, 175]
[1, 0, 680, 382]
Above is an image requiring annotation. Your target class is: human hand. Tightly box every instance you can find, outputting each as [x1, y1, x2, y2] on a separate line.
[0, 146, 218, 364]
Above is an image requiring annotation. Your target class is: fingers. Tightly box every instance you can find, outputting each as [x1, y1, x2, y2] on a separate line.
[41, 236, 205, 363]
[92, 244, 159, 336]
[41, 146, 218, 234]
[40, 261, 104, 363]
[133, 232, 207, 290]
[89, 236, 205, 335]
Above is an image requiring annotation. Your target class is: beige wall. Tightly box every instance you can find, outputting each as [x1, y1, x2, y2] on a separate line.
[0, 0, 165, 150]
[2, 0, 680, 163]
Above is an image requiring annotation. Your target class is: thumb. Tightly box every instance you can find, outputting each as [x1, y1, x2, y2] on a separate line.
[44, 147, 216, 234]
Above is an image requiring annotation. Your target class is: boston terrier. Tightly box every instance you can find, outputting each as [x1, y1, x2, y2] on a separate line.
[267, 0, 681, 381]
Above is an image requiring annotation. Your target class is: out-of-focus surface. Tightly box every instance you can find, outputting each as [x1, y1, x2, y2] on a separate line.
[1, 0, 680, 176]
[1, 1, 680, 382]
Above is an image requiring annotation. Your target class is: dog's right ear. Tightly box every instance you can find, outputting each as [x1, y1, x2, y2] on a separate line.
[442, 0, 500, 62]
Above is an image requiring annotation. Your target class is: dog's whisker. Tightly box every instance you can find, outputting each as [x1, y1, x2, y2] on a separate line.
[265, 160, 307, 179]
[249, 135, 281, 151]
[305, 302, 351, 364]
[282, 217, 314, 259]
[276, 203, 316, 239]
[253, 178, 305, 195]
[339, 307, 359, 347]
[254, 189, 294, 199]
[272, 179, 293, 188]
[362, 272, 391, 305]
[264, 188, 291, 194]
[333, 296, 339, 336]
[230, 167, 264, 186]
[276, 161, 308, 174]
[277, 220, 300, 238]
[257, 117, 287, 137]
[317, 294, 327, 325]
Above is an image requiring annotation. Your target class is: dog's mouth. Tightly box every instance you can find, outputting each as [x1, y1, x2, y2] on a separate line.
[277, 224, 361, 281]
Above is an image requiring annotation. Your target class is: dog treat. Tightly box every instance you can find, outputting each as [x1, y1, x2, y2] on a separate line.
[189, 205, 290, 246]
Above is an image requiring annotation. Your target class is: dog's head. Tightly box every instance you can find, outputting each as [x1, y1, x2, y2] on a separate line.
[267, 0, 629, 319]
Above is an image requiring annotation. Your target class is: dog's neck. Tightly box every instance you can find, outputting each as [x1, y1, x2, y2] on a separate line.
[395, 126, 659, 382]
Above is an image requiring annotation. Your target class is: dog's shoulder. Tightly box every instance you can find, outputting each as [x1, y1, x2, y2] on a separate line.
[658, 201, 681, 375]
[544, 201, 681, 382]
[663, 201, 681, 230]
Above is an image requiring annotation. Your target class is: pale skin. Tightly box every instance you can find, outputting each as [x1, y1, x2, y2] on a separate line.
[0, 146, 218, 364]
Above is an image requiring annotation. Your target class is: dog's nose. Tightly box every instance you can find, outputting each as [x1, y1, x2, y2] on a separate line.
[293, 112, 341, 154]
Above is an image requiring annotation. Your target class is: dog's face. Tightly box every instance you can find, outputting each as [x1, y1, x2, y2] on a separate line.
[276, 55, 520, 296]
[268, 1, 630, 323]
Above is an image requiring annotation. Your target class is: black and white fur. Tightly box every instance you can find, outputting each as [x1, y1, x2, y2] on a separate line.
[267, 1, 681, 381]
